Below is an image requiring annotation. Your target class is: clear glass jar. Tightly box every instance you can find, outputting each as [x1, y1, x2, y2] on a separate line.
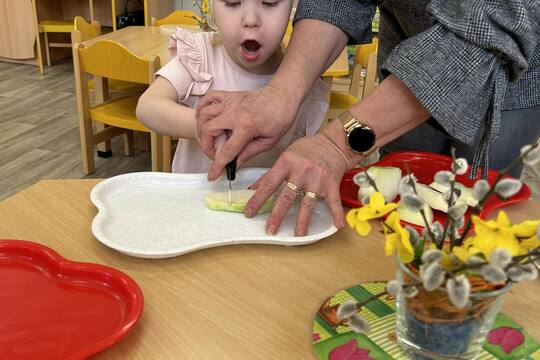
[395, 262, 511, 360]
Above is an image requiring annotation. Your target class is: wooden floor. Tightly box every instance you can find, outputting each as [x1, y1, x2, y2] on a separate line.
[0, 60, 151, 201]
[1, 60, 539, 202]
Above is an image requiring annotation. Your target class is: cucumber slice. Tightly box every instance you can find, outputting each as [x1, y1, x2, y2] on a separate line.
[397, 201, 433, 226]
[204, 189, 274, 214]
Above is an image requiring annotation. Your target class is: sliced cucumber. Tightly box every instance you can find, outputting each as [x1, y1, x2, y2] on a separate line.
[429, 181, 478, 207]
[397, 201, 433, 226]
[204, 189, 274, 214]
[356, 166, 402, 203]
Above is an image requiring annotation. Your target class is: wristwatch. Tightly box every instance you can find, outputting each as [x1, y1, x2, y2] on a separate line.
[337, 111, 378, 155]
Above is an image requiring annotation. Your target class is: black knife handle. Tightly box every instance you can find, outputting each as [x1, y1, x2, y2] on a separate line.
[226, 157, 238, 181]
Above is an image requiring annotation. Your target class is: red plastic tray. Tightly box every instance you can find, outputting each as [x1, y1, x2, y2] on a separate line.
[0, 240, 143, 360]
[340, 151, 531, 231]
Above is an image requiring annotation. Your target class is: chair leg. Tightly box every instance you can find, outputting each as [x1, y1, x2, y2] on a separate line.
[321, 76, 333, 129]
[44, 32, 51, 66]
[79, 117, 95, 175]
[139, 132, 150, 152]
[35, 33, 44, 75]
[163, 135, 172, 172]
[95, 123, 113, 157]
[93, 78, 113, 156]
[123, 130, 135, 156]
[150, 132, 163, 172]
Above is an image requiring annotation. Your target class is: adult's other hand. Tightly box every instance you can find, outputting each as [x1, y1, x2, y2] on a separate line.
[197, 85, 299, 181]
[244, 129, 355, 237]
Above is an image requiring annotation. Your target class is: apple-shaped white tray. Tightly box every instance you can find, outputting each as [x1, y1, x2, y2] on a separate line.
[90, 168, 338, 258]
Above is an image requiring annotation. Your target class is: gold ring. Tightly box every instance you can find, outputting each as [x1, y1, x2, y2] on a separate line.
[285, 181, 302, 195]
[304, 191, 319, 201]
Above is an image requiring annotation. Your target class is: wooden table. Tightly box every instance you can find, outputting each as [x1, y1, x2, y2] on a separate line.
[0, 179, 538, 359]
[82, 26, 350, 79]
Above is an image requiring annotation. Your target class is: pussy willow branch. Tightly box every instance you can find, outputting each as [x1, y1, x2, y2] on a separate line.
[352, 283, 420, 311]
[456, 142, 540, 245]
[402, 161, 436, 245]
[363, 170, 379, 193]
[451, 248, 540, 274]
[442, 147, 458, 249]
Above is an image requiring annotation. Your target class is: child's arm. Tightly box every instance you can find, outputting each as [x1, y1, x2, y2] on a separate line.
[136, 77, 197, 140]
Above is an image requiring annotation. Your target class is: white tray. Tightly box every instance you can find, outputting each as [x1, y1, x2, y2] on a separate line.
[90, 169, 337, 258]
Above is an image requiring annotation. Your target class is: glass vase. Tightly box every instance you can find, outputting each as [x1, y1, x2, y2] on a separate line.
[395, 262, 511, 360]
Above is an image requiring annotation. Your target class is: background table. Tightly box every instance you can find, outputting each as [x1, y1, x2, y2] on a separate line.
[0, 179, 538, 359]
[83, 26, 350, 79]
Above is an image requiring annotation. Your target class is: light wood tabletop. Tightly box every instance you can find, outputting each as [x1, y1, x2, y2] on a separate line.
[0, 179, 538, 359]
[82, 26, 350, 78]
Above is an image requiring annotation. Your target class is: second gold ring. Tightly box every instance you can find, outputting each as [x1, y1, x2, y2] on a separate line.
[304, 191, 319, 201]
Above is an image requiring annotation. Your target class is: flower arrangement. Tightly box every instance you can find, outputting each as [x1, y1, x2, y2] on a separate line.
[191, 0, 214, 31]
[338, 142, 540, 358]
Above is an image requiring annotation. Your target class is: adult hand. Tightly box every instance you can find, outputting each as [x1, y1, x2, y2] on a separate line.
[244, 131, 354, 237]
[196, 84, 299, 181]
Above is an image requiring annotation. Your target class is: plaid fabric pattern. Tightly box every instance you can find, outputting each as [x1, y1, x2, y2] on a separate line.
[294, 0, 540, 177]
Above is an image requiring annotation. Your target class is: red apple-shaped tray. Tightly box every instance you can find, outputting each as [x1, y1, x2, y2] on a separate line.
[0, 240, 143, 359]
[340, 151, 531, 231]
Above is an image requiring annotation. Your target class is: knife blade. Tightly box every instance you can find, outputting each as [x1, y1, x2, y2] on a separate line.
[225, 157, 238, 205]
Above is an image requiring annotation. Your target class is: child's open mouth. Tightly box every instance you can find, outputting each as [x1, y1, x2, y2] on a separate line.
[241, 40, 262, 61]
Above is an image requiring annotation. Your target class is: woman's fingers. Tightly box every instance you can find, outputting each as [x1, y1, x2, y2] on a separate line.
[265, 178, 304, 235]
[324, 184, 346, 230]
[245, 164, 289, 218]
[196, 91, 226, 119]
[295, 184, 322, 237]
[207, 125, 253, 181]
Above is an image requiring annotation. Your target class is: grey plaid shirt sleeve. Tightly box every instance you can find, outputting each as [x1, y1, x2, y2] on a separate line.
[293, 0, 377, 44]
[295, 0, 539, 143]
[381, 0, 540, 146]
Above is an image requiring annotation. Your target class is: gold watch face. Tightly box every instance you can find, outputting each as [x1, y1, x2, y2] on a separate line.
[338, 112, 377, 154]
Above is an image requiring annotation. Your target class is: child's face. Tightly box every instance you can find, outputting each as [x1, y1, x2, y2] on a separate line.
[213, 0, 291, 74]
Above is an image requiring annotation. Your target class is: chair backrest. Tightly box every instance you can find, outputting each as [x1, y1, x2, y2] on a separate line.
[72, 16, 101, 43]
[74, 40, 160, 85]
[349, 38, 379, 99]
[355, 37, 378, 67]
[151, 10, 201, 27]
[72, 39, 160, 114]
[282, 20, 293, 45]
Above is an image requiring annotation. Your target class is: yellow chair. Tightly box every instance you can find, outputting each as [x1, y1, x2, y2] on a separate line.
[72, 39, 168, 174]
[150, 10, 201, 26]
[72, 16, 148, 95]
[283, 21, 293, 45]
[71, 16, 100, 42]
[31, 1, 74, 68]
[329, 38, 379, 114]
[72, 16, 149, 158]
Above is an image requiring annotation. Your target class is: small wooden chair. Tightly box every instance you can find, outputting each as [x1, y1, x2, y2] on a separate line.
[30, 0, 74, 68]
[72, 39, 168, 174]
[72, 16, 148, 95]
[328, 38, 379, 115]
[72, 16, 149, 158]
[150, 10, 201, 27]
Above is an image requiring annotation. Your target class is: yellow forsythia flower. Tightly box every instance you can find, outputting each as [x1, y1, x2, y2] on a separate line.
[346, 192, 397, 236]
[383, 211, 415, 263]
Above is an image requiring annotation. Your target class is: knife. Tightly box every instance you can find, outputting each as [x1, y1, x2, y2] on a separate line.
[225, 157, 238, 205]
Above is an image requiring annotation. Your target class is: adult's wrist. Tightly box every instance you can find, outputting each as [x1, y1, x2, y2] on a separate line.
[321, 117, 365, 170]
[262, 81, 302, 126]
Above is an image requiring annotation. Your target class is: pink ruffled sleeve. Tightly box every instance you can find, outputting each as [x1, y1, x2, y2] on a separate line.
[155, 28, 214, 103]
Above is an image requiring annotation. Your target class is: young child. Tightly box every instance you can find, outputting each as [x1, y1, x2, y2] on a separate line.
[136, 0, 329, 173]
